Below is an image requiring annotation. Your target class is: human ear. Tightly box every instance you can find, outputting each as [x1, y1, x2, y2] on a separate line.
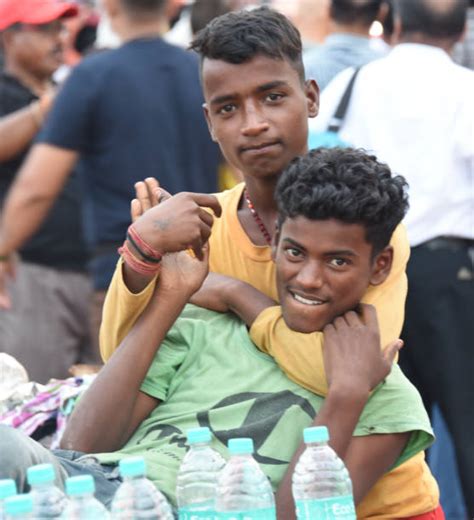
[202, 104, 217, 142]
[305, 79, 319, 119]
[369, 245, 393, 286]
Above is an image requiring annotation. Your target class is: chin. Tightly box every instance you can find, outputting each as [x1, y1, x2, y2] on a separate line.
[282, 309, 328, 334]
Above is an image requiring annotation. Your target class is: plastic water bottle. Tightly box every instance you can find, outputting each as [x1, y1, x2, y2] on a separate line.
[0, 480, 17, 520]
[292, 426, 356, 520]
[215, 438, 276, 519]
[111, 456, 173, 519]
[4, 494, 33, 519]
[61, 475, 110, 519]
[27, 463, 67, 518]
[176, 427, 225, 519]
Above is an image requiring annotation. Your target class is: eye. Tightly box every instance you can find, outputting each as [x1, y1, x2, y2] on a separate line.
[329, 258, 349, 268]
[218, 104, 236, 115]
[284, 247, 303, 260]
[265, 93, 284, 102]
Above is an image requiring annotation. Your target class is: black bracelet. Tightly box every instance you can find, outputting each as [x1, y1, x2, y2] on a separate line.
[126, 231, 162, 264]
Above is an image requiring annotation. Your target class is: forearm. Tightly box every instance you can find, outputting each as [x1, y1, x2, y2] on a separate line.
[0, 144, 77, 255]
[225, 280, 276, 327]
[99, 260, 157, 361]
[0, 101, 51, 161]
[276, 385, 369, 518]
[62, 289, 187, 453]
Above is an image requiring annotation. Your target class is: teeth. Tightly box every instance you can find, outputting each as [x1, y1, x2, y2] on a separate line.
[292, 293, 324, 306]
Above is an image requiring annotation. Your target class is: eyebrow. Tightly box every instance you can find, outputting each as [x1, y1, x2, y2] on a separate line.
[282, 238, 358, 257]
[209, 80, 290, 107]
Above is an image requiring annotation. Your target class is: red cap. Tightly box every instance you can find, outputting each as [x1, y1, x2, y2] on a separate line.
[0, 0, 78, 31]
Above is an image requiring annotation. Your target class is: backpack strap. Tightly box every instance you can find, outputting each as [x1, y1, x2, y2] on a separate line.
[327, 67, 361, 133]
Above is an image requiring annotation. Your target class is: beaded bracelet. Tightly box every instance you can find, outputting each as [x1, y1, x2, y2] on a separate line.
[118, 240, 161, 277]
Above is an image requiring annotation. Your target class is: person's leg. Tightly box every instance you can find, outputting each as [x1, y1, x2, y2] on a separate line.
[400, 243, 474, 516]
[0, 425, 68, 491]
[0, 262, 93, 383]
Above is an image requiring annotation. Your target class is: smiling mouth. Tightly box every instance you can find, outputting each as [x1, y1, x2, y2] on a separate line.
[290, 291, 326, 306]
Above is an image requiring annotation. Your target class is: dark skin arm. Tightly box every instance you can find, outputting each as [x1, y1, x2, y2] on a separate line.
[61, 208, 212, 452]
[276, 306, 405, 518]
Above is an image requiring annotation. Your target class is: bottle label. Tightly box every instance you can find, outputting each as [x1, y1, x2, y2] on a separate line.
[179, 509, 216, 520]
[216, 507, 276, 519]
[295, 496, 356, 519]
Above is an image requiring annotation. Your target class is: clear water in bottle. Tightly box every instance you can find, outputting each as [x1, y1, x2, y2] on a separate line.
[111, 456, 173, 519]
[61, 475, 110, 519]
[4, 494, 33, 519]
[292, 426, 356, 520]
[27, 463, 67, 518]
[215, 437, 276, 520]
[0, 479, 17, 520]
[176, 426, 225, 519]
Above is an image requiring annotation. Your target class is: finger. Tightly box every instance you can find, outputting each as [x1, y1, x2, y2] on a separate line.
[383, 339, 403, 365]
[332, 315, 347, 331]
[135, 181, 152, 213]
[144, 177, 160, 207]
[343, 309, 362, 328]
[190, 236, 204, 261]
[188, 193, 222, 217]
[199, 221, 212, 245]
[198, 208, 215, 228]
[156, 187, 172, 203]
[130, 199, 142, 222]
[359, 303, 378, 328]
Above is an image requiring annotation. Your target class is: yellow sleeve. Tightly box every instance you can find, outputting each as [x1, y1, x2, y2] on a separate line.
[250, 306, 327, 396]
[99, 258, 157, 361]
[249, 224, 410, 398]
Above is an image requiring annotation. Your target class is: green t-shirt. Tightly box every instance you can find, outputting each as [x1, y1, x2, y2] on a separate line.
[96, 305, 433, 506]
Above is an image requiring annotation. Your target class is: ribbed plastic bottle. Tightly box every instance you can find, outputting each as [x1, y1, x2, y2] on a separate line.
[4, 494, 33, 519]
[27, 463, 67, 518]
[111, 456, 174, 519]
[292, 426, 356, 520]
[176, 426, 226, 519]
[0, 480, 17, 520]
[61, 475, 110, 519]
[215, 438, 276, 520]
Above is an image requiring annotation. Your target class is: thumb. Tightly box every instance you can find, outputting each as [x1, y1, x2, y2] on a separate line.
[156, 187, 172, 203]
[383, 339, 403, 365]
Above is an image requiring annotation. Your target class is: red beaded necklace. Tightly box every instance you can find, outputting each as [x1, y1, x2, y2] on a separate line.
[243, 188, 273, 245]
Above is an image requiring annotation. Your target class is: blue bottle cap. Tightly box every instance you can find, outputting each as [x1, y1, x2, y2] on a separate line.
[303, 426, 329, 444]
[228, 438, 254, 455]
[65, 475, 95, 496]
[118, 456, 146, 478]
[187, 427, 211, 445]
[27, 463, 55, 485]
[4, 494, 33, 516]
[0, 479, 17, 500]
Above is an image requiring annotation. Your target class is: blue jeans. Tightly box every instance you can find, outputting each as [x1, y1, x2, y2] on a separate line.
[0, 425, 121, 509]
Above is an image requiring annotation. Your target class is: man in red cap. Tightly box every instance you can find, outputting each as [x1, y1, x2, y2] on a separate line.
[0, 0, 94, 383]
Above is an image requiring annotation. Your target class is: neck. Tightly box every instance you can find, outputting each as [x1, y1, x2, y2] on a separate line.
[398, 35, 457, 54]
[4, 60, 51, 96]
[330, 21, 372, 38]
[243, 176, 279, 213]
[114, 15, 169, 42]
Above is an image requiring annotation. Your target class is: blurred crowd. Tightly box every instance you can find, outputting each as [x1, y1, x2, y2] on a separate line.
[0, 0, 472, 517]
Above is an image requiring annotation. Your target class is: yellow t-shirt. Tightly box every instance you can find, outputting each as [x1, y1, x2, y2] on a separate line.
[99, 182, 438, 518]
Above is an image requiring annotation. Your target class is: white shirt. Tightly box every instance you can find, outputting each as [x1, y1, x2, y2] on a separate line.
[310, 43, 474, 246]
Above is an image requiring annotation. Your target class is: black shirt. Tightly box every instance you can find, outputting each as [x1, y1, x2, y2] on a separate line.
[0, 72, 88, 271]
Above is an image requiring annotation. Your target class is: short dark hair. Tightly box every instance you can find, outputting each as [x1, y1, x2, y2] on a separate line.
[120, 0, 167, 16]
[190, 6, 304, 80]
[330, 0, 383, 27]
[276, 148, 409, 255]
[396, 0, 468, 39]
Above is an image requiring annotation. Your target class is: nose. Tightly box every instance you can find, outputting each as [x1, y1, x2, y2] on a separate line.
[241, 102, 269, 137]
[295, 261, 324, 290]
